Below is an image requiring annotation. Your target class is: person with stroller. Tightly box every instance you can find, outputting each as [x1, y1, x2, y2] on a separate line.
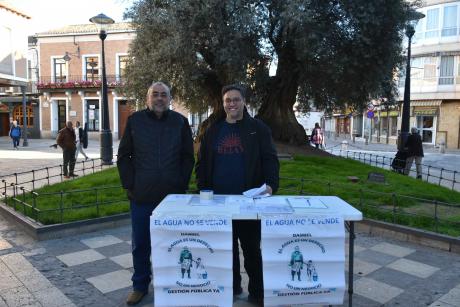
[404, 127, 424, 179]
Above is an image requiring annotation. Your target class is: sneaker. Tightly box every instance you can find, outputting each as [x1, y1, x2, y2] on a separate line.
[126, 290, 147, 305]
[64, 176, 70, 179]
[70, 174, 79, 177]
[417, 175, 422, 179]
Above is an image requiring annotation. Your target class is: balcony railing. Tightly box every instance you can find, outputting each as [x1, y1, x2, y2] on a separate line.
[37, 75, 125, 90]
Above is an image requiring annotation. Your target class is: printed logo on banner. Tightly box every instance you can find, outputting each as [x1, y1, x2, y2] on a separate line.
[278, 236, 327, 292]
[151, 215, 233, 307]
[261, 215, 345, 306]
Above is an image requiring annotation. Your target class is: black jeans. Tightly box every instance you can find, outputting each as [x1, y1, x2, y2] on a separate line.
[233, 220, 263, 298]
[63, 148, 76, 176]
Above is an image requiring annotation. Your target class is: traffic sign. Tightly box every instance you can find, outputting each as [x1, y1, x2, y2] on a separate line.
[367, 111, 374, 119]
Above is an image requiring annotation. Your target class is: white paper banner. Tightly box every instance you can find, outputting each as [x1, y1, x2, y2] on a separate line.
[150, 214, 233, 307]
[261, 215, 345, 306]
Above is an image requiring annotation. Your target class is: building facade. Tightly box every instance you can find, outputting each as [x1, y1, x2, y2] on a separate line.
[0, 2, 38, 138]
[36, 23, 136, 139]
[399, 0, 460, 148]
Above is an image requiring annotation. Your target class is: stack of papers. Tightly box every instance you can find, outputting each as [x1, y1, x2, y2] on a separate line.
[287, 197, 328, 209]
[241, 197, 294, 214]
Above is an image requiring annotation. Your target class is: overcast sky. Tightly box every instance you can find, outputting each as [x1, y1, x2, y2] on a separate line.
[6, 0, 133, 34]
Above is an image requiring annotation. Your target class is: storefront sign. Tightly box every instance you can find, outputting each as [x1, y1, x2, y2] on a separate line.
[413, 108, 437, 116]
[150, 214, 233, 307]
[379, 111, 399, 117]
[261, 215, 345, 306]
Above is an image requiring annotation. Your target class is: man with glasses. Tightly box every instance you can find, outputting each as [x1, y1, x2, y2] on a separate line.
[117, 81, 195, 305]
[196, 84, 279, 305]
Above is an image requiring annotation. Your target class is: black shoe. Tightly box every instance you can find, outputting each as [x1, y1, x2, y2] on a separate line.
[247, 295, 263, 306]
[70, 174, 79, 177]
[233, 287, 243, 296]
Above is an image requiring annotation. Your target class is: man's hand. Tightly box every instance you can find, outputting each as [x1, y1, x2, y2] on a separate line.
[265, 185, 273, 196]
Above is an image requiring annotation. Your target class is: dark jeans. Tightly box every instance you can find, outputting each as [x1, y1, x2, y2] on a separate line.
[130, 200, 156, 293]
[233, 220, 263, 298]
[62, 148, 76, 176]
[12, 137, 20, 148]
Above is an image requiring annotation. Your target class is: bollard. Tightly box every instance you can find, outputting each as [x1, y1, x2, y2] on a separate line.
[341, 140, 348, 151]
[439, 141, 445, 154]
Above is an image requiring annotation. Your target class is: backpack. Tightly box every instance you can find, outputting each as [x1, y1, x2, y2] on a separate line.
[10, 126, 20, 138]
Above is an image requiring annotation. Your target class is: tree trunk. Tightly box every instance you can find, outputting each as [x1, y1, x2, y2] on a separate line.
[257, 49, 306, 145]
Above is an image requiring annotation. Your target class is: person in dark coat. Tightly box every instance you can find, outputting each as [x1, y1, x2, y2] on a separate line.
[56, 121, 77, 178]
[196, 84, 279, 306]
[117, 81, 195, 305]
[404, 127, 424, 179]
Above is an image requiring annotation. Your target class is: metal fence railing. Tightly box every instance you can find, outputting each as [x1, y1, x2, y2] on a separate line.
[2, 174, 459, 237]
[325, 147, 460, 192]
[0, 158, 114, 197]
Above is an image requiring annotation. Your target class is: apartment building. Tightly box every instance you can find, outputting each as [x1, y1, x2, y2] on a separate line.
[35, 23, 137, 139]
[0, 2, 37, 137]
[397, 0, 460, 148]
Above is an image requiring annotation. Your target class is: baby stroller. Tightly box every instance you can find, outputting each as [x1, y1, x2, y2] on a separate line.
[391, 151, 407, 174]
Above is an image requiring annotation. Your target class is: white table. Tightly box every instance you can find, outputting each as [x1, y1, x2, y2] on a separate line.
[153, 194, 362, 306]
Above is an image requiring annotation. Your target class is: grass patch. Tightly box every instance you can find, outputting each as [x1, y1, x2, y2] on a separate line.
[5, 155, 460, 236]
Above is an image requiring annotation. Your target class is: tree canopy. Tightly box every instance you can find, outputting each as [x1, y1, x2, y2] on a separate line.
[124, 0, 414, 144]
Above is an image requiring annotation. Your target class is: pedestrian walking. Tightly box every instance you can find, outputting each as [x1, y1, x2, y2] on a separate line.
[117, 81, 195, 305]
[74, 121, 89, 160]
[311, 122, 324, 149]
[404, 127, 424, 179]
[9, 120, 21, 149]
[196, 84, 279, 306]
[56, 121, 77, 179]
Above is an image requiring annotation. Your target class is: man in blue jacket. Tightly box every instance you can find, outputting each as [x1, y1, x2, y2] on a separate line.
[196, 84, 279, 306]
[117, 81, 195, 305]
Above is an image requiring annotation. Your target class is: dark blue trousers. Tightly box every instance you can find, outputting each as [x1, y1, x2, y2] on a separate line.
[130, 200, 156, 293]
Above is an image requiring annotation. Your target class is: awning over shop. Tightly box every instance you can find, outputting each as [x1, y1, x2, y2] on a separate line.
[410, 100, 442, 107]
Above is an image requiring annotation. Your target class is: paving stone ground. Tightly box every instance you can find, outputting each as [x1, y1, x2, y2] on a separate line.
[1, 137, 460, 306]
[0, 213, 459, 307]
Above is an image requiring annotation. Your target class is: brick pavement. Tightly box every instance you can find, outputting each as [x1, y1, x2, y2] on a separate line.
[1, 214, 459, 307]
[1, 137, 460, 306]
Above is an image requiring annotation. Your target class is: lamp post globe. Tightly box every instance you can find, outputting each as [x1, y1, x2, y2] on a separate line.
[89, 13, 114, 165]
[398, 10, 425, 151]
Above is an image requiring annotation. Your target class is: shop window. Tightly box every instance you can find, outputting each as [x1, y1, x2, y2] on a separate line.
[390, 116, 398, 136]
[13, 105, 34, 127]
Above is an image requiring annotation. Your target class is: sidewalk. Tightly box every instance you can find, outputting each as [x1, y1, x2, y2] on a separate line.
[1, 213, 460, 307]
[0, 137, 120, 177]
[1, 137, 460, 306]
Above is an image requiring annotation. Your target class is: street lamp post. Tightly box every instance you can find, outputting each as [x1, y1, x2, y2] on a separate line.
[398, 11, 425, 151]
[90, 13, 115, 165]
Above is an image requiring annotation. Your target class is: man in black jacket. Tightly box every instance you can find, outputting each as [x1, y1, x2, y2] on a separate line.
[196, 84, 279, 305]
[404, 127, 424, 179]
[117, 82, 195, 305]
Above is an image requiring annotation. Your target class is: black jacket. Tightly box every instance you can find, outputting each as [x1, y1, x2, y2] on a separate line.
[196, 111, 279, 194]
[405, 133, 424, 157]
[117, 109, 195, 204]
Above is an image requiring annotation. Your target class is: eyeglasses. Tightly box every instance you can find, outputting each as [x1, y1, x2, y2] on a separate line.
[152, 92, 169, 98]
[224, 97, 242, 104]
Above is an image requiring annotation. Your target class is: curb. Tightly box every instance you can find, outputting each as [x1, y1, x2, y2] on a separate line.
[0, 202, 130, 240]
[357, 218, 460, 254]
